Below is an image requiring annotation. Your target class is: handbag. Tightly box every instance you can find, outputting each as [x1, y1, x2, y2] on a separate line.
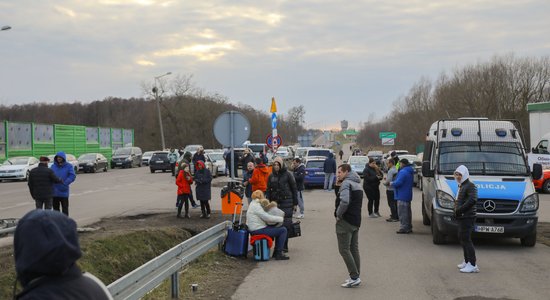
[288, 221, 301, 238]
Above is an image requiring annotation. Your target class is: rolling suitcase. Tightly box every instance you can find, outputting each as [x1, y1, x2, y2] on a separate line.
[253, 239, 270, 261]
[224, 202, 248, 257]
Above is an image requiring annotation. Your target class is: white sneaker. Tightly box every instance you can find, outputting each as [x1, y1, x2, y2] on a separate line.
[457, 261, 467, 269]
[341, 277, 361, 288]
[369, 213, 376, 218]
[459, 262, 479, 273]
[296, 214, 304, 219]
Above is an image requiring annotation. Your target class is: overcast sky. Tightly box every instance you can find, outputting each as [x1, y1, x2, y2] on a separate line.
[1, 0, 550, 130]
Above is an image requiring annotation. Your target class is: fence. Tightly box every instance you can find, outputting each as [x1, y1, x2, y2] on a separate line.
[107, 221, 230, 299]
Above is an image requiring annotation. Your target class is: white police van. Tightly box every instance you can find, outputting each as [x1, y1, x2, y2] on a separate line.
[421, 118, 542, 246]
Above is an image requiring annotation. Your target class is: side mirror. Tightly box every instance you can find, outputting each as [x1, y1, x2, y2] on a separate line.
[532, 163, 543, 180]
[532, 147, 538, 154]
[422, 161, 434, 178]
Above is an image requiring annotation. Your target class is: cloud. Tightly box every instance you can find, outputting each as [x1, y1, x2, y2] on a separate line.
[136, 60, 156, 66]
[153, 41, 239, 61]
[53, 5, 77, 18]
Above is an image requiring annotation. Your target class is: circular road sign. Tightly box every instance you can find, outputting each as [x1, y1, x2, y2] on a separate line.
[213, 111, 251, 147]
[266, 134, 283, 149]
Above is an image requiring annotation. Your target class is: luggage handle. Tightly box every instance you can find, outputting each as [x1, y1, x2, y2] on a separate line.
[232, 202, 244, 226]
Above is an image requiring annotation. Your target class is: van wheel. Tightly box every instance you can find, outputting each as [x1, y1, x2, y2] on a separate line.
[542, 180, 550, 193]
[431, 215, 446, 244]
[422, 198, 430, 226]
[521, 231, 537, 247]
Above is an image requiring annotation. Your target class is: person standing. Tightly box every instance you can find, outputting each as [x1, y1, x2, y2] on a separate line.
[180, 151, 199, 209]
[338, 149, 344, 161]
[192, 147, 206, 165]
[323, 153, 337, 191]
[194, 161, 213, 219]
[51, 152, 76, 216]
[176, 164, 193, 218]
[249, 157, 270, 193]
[242, 161, 255, 204]
[266, 157, 297, 252]
[363, 157, 383, 218]
[334, 164, 363, 288]
[28, 156, 61, 210]
[454, 165, 479, 273]
[240, 148, 255, 176]
[14, 210, 113, 299]
[384, 158, 399, 222]
[168, 148, 179, 176]
[391, 158, 415, 234]
[292, 158, 306, 219]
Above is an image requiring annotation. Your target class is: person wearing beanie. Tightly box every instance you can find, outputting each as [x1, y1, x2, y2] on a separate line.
[266, 156, 297, 253]
[13, 210, 112, 299]
[28, 156, 61, 209]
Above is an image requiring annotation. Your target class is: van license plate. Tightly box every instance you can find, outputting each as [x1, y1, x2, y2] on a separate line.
[475, 226, 504, 233]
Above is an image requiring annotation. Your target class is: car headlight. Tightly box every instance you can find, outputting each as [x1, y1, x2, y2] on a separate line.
[520, 193, 539, 212]
[436, 190, 455, 209]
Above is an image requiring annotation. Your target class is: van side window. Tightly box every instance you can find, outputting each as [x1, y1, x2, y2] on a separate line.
[537, 140, 549, 154]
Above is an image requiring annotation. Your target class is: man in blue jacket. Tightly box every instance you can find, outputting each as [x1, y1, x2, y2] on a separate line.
[323, 153, 337, 191]
[51, 151, 77, 216]
[390, 158, 414, 234]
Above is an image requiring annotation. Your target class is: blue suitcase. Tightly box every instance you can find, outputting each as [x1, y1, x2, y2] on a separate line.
[224, 202, 248, 257]
[253, 239, 270, 261]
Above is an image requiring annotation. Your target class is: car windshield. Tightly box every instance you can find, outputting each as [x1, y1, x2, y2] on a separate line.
[152, 153, 168, 160]
[296, 149, 307, 157]
[438, 141, 528, 176]
[184, 145, 200, 152]
[306, 161, 325, 169]
[114, 148, 131, 155]
[143, 151, 155, 157]
[209, 153, 224, 161]
[348, 157, 369, 165]
[3, 158, 28, 165]
[247, 144, 264, 153]
[307, 150, 330, 157]
[79, 154, 96, 160]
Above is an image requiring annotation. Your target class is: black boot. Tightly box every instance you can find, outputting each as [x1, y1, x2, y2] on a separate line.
[273, 250, 289, 260]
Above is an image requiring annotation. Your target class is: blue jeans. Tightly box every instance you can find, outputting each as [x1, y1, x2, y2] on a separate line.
[297, 191, 304, 214]
[397, 201, 412, 231]
[324, 173, 335, 190]
[251, 226, 288, 252]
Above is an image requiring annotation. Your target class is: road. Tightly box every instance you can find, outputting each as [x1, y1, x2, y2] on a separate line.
[2, 160, 550, 299]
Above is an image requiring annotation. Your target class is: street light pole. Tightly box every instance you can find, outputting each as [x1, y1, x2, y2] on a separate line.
[153, 72, 172, 150]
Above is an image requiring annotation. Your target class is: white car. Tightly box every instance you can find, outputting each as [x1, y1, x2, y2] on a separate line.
[206, 152, 227, 176]
[0, 156, 39, 181]
[141, 151, 156, 166]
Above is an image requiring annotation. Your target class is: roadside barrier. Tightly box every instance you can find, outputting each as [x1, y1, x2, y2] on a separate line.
[107, 221, 231, 299]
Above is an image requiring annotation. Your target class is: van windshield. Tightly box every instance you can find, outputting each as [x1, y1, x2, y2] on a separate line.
[114, 148, 131, 155]
[438, 142, 528, 176]
[247, 144, 264, 154]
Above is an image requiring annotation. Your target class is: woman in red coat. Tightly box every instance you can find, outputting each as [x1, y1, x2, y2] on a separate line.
[176, 163, 194, 218]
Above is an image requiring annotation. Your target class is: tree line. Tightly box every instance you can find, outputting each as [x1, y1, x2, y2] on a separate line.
[0, 77, 306, 151]
[357, 54, 550, 152]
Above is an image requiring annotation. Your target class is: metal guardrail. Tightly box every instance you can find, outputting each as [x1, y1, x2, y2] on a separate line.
[107, 221, 231, 300]
[0, 218, 18, 237]
[0, 226, 16, 236]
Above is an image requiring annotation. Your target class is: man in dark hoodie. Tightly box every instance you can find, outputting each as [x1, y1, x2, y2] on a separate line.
[323, 153, 337, 191]
[51, 151, 77, 216]
[292, 158, 306, 218]
[335, 163, 363, 288]
[13, 210, 112, 299]
[28, 156, 61, 209]
[391, 158, 415, 234]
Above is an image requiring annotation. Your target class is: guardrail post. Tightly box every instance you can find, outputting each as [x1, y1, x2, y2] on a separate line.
[171, 272, 179, 299]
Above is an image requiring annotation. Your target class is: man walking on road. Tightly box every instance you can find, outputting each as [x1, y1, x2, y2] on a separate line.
[391, 158, 415, 233]
[28, 156, 61, 209]
[323, 153, 337, 191]
[335, 164, 363, 288]
[51, 152, 77, 216]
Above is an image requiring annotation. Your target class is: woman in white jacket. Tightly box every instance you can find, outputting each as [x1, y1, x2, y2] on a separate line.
[247, 195, 289, 260]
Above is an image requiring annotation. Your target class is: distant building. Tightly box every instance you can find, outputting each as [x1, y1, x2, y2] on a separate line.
[341, 120, 348, 131]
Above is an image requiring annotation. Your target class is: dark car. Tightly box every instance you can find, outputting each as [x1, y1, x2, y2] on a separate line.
[78, 153, 108, 173]
[303, 157, 326, 189]
[111, 146, 143, 169]
[149, 151, 170, 173]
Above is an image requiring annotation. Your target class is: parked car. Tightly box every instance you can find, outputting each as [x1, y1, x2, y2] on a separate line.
[183, 144, 203, 156]
[48, 154, 79, 173]
[78, 153, 108, 173]
[206, 152, 226, 176]
[149, 151, 171, 173]
[534, 169, 550, 193]
[0, 156, 39, 181]
[347, 155, 369, 178]
[111, 146, 142, 169]
[245, 143, 267, 158]
[303, 156, 327, 188]
[295, 147, 311, 159]
[399, 154, 422, 187]
[305, 148, 332, 159]
[141, 151, 156, 166]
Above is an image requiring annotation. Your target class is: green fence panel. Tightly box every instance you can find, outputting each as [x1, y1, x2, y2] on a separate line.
[74, 126, 87, 157]
[33, 143, 56, 157]
[8, 150, 34, 158]
[100, 148, 113, 162]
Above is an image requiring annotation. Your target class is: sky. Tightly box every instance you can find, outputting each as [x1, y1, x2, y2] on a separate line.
[1, 0, 550, 130]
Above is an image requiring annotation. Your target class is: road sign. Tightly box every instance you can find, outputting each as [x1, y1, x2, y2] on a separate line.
[381, 138, 395, 146]
[271, 113, 277, 129]
[266, 134, 283, 149]
[270, 97, 277, 113]
[213, 111, 251, 147]
[379, 132, 397, 139]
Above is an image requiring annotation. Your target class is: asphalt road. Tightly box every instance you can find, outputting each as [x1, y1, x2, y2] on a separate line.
[2, 161, 550, 299]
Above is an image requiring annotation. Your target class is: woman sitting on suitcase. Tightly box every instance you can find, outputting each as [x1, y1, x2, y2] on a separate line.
[246, 190, 289, 260]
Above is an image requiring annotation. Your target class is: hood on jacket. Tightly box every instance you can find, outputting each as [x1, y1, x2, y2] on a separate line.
[54, 151, 67, 165]
[256, 164, 270, 174]
[272, 156, 287, 173]
[454, 165, 470, 184]
[344, 171, 361, 184]
[196, 160, 205, 170]
[399, 164, 415, 175]
[328, 153, 334, 159]
[14, 210, 81, 286]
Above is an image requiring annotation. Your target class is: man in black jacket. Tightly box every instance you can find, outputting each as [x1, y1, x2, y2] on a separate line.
[454, 165, 479, 273]
[292, 158, 306, 218]
[335, 164, 363, 288]
[27, 156, 61, 209]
